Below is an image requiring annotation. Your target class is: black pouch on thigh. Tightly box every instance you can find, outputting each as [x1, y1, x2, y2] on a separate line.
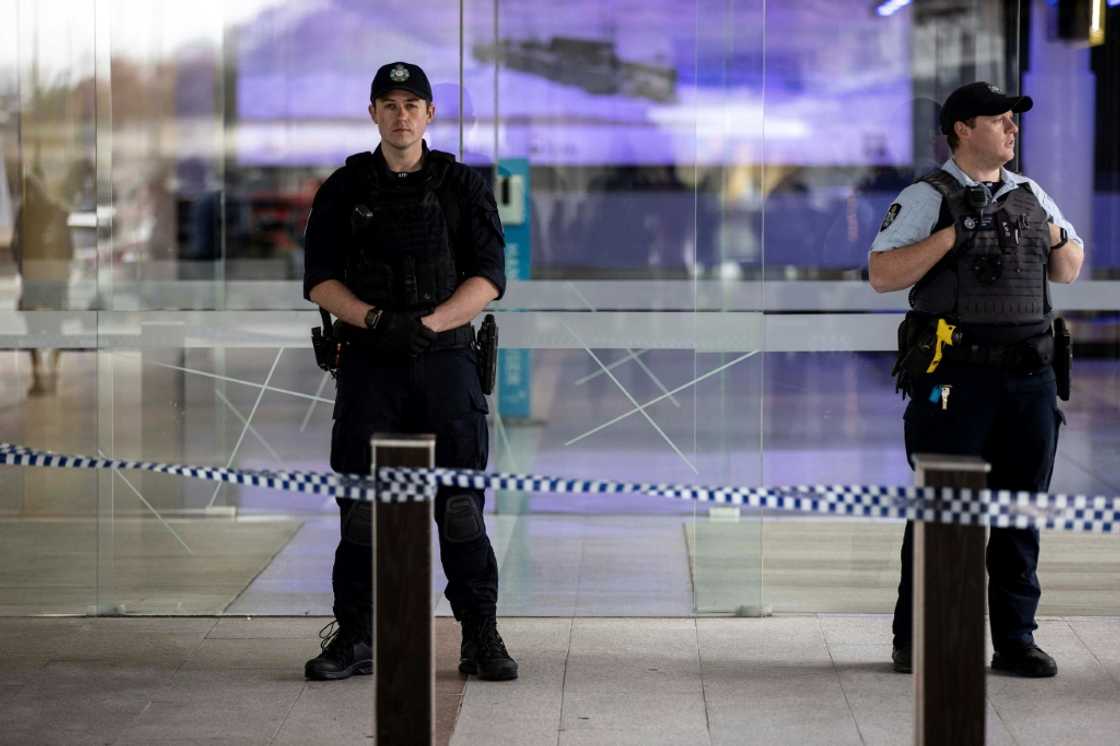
[436, 387, 489, 470]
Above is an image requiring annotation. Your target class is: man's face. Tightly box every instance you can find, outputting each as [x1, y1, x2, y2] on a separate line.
[959, 110, 1018, 165]
[369, 91, 434, 151]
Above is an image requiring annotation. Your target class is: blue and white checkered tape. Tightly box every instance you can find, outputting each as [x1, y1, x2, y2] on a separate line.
[2, 442, 1118, 533]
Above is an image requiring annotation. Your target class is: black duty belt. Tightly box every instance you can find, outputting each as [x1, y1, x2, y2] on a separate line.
[942, 330, 1054, 372]
[340, 322, 474, 351]
[430, 324, 474, 350]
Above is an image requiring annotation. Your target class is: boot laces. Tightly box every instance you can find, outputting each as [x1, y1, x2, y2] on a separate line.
[317, 620, 352, 659]
[476, 618, 509, 659]
[318, 620, 339, 650]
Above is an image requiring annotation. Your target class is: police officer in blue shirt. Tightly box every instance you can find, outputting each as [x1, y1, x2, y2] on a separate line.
[869, 82, 1084, 678]
[302, 62, 517, 682]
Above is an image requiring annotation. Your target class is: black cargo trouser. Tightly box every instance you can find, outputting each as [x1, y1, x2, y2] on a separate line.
[893, 364, 1062, 652]
[328, 345, 498, 639]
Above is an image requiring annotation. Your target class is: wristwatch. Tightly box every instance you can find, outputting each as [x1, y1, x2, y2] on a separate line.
[364, 307, 383, 330]
[1050, 226, 1068, 252]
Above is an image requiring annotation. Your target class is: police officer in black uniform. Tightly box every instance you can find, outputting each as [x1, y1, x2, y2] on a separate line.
[869, 82, 1085, 678]
[302, 61, 517, 682]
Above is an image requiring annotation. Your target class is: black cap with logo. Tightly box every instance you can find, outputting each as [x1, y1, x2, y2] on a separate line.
[939, 82, 1033, 135]
[370, 61, 433, 103]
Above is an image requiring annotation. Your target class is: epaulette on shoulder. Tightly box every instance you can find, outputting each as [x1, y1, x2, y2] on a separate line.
[916, 168, 962, 198]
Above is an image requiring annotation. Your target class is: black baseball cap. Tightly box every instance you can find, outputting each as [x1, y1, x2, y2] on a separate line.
[939, 82, 1033, 135]
[370, 62, 432, 103]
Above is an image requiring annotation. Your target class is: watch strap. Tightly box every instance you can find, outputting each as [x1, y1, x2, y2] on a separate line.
[1051, 226, 1068, 251]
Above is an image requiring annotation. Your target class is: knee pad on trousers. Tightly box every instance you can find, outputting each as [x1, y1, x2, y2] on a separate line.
[342, 502, 373, 547]
[442, 494, 484, 544]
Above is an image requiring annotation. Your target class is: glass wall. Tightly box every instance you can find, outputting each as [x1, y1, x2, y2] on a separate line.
[475, 0, 766, 615]
[1, 0, 1117, 618]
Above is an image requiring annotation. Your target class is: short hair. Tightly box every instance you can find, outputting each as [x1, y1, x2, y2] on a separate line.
[946, 117, 977, 152]
[370, 96, 434, 115]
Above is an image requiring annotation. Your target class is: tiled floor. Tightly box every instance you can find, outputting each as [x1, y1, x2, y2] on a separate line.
[5, 614, 1119, 745]
[1, 348, 1119, 741]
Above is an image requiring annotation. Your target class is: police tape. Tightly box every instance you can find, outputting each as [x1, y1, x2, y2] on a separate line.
[379, 467, 1120, 534]
[2, 442, 1119, 534]
[0, 442, 381, 502]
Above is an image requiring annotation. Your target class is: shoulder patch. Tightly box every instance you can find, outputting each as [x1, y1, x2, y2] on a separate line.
[879, 203, 902, 232]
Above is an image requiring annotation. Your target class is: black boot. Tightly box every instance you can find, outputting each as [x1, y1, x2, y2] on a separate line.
[891, 644, 912, 673]
[304, 620, 373, 681]
[460, 615, 518, 681]
[992, 642, 1057, 678]
[459, 617, 479, 676]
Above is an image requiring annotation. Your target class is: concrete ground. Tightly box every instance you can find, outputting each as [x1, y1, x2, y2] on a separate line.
[4, 614, 1120, 745]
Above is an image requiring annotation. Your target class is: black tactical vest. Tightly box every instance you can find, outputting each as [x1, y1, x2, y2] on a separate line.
[343, 149, 461, 311]
[909, 169, 1051, 326]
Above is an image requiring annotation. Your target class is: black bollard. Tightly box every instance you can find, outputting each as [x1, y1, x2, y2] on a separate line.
[911, 453, 990, 746]
[372, 434, 435, 746]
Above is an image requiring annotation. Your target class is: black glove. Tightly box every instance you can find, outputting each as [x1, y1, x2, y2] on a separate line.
[375, 311, 436, 357]
[944, 186, 988, 253]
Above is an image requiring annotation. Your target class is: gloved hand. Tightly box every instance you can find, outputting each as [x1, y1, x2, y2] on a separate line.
[944, 186, 988, 253]
[376, 311, 436, 357]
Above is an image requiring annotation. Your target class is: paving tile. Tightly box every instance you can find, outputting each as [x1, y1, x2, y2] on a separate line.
[704, 662, 863, 746]
[560, 620, 707, 740]
[818, 613, 894, 646]
[2, 662, 158, 741]
[224, 590, 332, 616]
[207, 616, 331, 640]
[697, 617, 862, 746]
[450, 619, 570, 746]
[1065, 615, 1120, 681]
[271, 683, 373, 745]
[0, 730, 123, 746]
[825, 642, 1015, 746]
[115, 696, 298, 745]
[0, 655, 50, 683]
[179, 637, 313, 672]
[988, 619, 1120, 746]
[0, 617, 208, 658]
[561, 724, 710, 745]
[697, 615, 830, 657]
[148, 668, 308, 705]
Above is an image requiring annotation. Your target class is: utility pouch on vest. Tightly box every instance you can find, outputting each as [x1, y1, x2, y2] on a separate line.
[476, 313, 498, 396]
[311, 308, 342, 377]
[1054, 316, 1072, 401]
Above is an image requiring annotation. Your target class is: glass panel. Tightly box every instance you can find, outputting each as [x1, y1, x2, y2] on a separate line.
[754, 0, 1077, 616]
[1021, 0, 1120, 614]
[0, 0, 99, 615]
[469, 0, 766, 616]
[3, 0, 1117, 625]
[689, 0, 766, 615]
[95, 0, 468, 616]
